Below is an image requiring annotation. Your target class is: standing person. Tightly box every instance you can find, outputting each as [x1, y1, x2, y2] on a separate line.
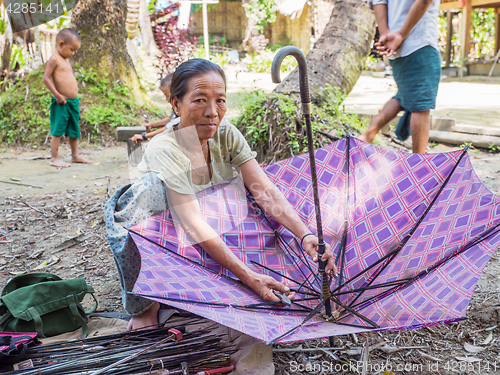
[359, 0, 441, 153]
[43, 28, 91, 168]
[130, 74, 178, 145]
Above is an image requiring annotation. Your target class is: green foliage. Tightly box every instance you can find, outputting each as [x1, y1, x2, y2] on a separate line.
[0, 68, 161, 146]
[234, 85, 366, 163]
[471, 9, 496, 57]
[489, 144, 500, 153]
[438, 9, 496, 65]
[460, 142, 474, 150]
[0, 19, 6, 35]
[243, 49, 297, 73]
[0, 72, 51, 145]
[198, 35, 227, 46]
[242, 0, 277, 34]
[10, 44, 29, 69]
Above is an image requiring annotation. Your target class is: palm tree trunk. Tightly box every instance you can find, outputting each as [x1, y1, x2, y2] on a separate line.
[70, 0, 142, 95]
[275, 0, 375, 98]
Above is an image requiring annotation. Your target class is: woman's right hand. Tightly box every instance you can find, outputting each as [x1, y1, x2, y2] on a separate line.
[247, 272, 295, 302]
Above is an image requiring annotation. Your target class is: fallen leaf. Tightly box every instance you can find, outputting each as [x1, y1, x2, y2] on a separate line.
[33, 260, 48, 270]
[455, 356, 481, 363]
[10, 177, 20, 182]
[91, 221, 97, 228]
[464, 342, 485, 353]
[482, 332, 493, 345]
[345, 349, 361, 356]
[418, 350, 441, 361]
[76, 229, 81, 235]
[380, 345, 400, 354]
[9, 271, 25, 276]
[485, 325, 497, 331]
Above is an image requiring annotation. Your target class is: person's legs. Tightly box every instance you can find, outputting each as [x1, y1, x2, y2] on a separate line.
[359, 98, 403, 144]
[69, 137, 91, 164]
[105, 173, 169, 330]
[409, 110, 430, 154]
[127, 302, 160, 331]
[50, 135, 70, 168]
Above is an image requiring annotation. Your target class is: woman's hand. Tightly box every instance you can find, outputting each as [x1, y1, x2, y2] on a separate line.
[247, 272, 296, 302]
[302, 235, 338, 278]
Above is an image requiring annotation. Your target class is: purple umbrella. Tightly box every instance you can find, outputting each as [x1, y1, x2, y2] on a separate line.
[129, 138, 500, 344]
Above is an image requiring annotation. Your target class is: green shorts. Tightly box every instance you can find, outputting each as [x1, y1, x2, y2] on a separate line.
[50, 97, 81, 139]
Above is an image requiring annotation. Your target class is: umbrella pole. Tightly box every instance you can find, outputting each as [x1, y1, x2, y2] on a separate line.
[271, 46, 333, 324]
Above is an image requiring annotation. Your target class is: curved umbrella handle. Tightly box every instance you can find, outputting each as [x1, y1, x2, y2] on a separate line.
[271, 46, 311, 115]
[271, 46, 326, 273]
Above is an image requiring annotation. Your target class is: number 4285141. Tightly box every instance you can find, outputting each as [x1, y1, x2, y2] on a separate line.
[6, 2, 60, 14]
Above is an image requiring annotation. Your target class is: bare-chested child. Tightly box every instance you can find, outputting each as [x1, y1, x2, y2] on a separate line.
[42, 28, 91, 168]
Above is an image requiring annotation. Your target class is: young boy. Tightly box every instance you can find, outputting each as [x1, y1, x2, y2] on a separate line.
[130, 73, 178, 145]
[43, 28, 91, 168]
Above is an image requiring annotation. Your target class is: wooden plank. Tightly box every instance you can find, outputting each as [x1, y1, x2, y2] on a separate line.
[116, 126, 145, 142]
[429, 130, 500, 148]
[440, 0, 500, 10]
[471, 0, 500, 7]
[440, 1, 462, 10]
[459, 0, 472, 77]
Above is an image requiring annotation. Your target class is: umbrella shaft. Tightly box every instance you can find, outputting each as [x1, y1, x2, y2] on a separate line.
[304, 114, 324, 245]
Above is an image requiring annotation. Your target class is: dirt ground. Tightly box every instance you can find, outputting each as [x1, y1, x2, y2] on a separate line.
[1, 71, 500, 374]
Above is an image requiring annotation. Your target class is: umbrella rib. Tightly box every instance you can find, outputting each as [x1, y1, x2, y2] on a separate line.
[250, 260, 319, 295]
[244, 191, 320, 293]
[335, 134, 351, 292]
[134, 293, 310, 313]
[128, 229, 256, 287]
[331, 278, 410, 297]
[330, 296, 379, 329]
[267, 298, 327, 345]
[243, 297, 317, 309]
[348, 220, 500, 313]
[293, 237, 323, 292]
[332, 147, 469, 304]
[238, 180, 321, 292]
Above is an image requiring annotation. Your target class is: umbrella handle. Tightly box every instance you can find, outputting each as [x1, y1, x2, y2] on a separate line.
[271, 46, 311, 115]
[272, 46, 326, 262]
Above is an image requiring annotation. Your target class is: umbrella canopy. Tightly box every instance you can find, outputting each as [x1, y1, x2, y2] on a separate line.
[129, 138, 500, 344]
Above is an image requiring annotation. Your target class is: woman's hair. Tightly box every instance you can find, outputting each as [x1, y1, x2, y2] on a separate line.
[170, 59, 226, 102]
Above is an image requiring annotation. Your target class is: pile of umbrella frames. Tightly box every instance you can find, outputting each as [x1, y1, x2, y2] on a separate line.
[128, 46, 500, 346]
[0, 316, 236, 375]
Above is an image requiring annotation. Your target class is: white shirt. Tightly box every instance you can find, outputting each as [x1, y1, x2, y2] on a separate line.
[372, 0, 440, 58]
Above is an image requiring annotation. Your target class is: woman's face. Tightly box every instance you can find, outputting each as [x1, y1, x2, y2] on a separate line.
[172, 71, 227, 142]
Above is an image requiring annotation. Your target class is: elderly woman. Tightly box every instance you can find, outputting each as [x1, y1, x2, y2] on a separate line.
[105, 59, 336, 330]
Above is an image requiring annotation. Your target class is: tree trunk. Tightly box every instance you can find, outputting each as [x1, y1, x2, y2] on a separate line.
[138, 0, 159, 56]
[235, 0, 376, 164]
[275, 0, 375, 99]
[70, 0, 142, 96]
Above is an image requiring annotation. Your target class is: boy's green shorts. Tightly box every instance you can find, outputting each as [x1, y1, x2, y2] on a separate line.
[50, 97, 81, 139]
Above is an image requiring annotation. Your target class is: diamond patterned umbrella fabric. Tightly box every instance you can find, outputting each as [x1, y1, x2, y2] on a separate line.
[129, 138, 500, 343]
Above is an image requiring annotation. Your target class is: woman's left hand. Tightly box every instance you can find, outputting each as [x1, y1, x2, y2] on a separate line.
[302, 235, 338, 278]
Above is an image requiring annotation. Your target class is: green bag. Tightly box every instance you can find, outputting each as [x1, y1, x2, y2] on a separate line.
[0, 273, 98, 338]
